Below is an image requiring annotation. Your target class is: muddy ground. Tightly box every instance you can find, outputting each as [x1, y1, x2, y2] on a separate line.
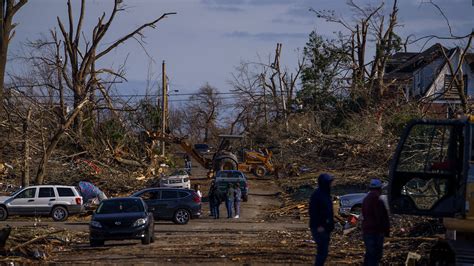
[0, 162, 440, 265]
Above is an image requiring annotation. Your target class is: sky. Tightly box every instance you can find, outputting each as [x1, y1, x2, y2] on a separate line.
[8, 0, 474, 103]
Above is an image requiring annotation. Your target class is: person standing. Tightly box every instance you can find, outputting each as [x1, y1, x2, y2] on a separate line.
[225, 183, 235, 218]
[309, 173, 335, 266]
[210, 184, 223, 219]
[362, 179, 390, 266]
[194, 184, 202, 199]
[208, 181, 216, 217]
[234, 183, 242, 219]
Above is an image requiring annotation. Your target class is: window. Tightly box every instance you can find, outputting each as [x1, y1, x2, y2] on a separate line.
[57, 187, 75, 197]
[16, 188, 36, 199]
[396, 124, 463, 173]
[39, 187, 55, 198]
[178, 191, 189, 198]
[139, 191, 159, 200]
[161, 190, 177, 199]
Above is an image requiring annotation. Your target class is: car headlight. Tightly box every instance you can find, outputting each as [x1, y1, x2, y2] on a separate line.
[340, 199, 350, 206]
[90, 220, 102, 228]
[133, 218, 147, 227]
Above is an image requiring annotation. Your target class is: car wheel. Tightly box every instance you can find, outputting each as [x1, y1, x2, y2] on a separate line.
[0, 206, 8, 221]
[253, 166, 266, 177]
[150, 225, 155, 243]
[141, 229, 151, 245]
[173, 209, 190, 225]
[51, 206, 69, 221]
[90, 239, 104, 247]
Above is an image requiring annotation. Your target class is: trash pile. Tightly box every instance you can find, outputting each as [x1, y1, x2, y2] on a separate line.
[0, 225, 87, 263]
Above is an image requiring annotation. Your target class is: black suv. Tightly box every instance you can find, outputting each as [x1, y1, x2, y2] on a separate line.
[131, 188, 201, 225]
[89, 197, 154, 246]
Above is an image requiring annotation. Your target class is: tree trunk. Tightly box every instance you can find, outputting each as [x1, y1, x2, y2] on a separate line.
[21, 108, 31, 187]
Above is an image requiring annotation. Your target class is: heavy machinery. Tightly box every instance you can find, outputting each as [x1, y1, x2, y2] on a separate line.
[151, 132, 274, 177]
[388, 117, 474, 264]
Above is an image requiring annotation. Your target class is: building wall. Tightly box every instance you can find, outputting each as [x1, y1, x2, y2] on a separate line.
[424, 51, 474, 100]
[412, 57, 445, 97]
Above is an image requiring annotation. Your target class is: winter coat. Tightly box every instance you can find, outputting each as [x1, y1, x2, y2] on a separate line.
[362, 190, 390, 236]
[309, 174, 335, 232]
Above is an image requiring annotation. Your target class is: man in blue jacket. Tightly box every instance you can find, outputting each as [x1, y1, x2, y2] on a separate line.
[309, 173, 335, 266]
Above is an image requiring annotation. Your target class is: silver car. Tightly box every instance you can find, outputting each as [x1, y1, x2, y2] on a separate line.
[0, 185, 84, 221]
[339, 192, 389, 215]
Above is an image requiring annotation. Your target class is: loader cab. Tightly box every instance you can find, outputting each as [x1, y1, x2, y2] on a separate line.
[388, 119, 469, 217]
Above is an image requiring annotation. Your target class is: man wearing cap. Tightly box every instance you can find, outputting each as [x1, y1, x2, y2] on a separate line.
[309, 173, 335, 266]
[361, 179, 390, 266]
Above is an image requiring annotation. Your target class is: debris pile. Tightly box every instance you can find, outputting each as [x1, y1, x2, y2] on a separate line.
[0, 225, 87, 263]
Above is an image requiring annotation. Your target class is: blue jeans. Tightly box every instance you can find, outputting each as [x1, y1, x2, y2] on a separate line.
[212, 202, 220, 219]
[226, 199, 233, 218]
[363, 234, 384, 266]
[311, 229, 330, 266]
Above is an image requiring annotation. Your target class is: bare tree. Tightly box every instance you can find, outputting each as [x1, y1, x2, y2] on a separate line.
[312, 0, 401, 101]
[0, 0, 27, 111]
[186, 83, 222, 143]
[30, 0, 175, 184]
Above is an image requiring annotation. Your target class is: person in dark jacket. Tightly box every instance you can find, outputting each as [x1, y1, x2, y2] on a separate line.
[309, 173, 335, 266]
[361, 179, 390, 266]
[210, 185, 224, 219]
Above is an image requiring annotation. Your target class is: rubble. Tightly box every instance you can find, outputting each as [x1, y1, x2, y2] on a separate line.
[0, 225, 87, 263]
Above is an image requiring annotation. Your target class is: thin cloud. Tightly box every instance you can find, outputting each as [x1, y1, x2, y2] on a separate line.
[225, 31, 307, 41]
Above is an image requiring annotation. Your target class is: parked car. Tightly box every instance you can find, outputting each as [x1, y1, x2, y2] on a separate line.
[89, 197, 154, 246]
[0, 185, 83, 221]
[338, 189, 389, 215]
[131, 188, 201, 224]
[194, 143, 211, 154]
[214, 170, 248, 202]
[159, 169, 190, 189]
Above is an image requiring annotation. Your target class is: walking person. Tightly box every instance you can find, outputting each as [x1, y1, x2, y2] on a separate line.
[309, 173, 335, 266]
[225, 183, 235, 218]
[362, 179, 390, 266]
[234, 183, 242, 219]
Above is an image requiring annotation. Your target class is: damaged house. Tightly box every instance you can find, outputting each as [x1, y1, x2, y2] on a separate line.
[384, 43, 474, 117]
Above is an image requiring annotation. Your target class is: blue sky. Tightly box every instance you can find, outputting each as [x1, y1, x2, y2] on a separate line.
[8, 0, 474, 101]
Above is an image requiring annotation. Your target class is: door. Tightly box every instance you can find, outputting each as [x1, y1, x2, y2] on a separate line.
[36, 187, 56, 214]
[7, 187, 37, 215]
[137, 190, 161, 219]
[388, 120, 468, 217]
[159, 190, 179, 219]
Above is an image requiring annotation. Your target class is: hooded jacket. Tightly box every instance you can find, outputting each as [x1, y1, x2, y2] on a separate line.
[309, 174, 334, 232]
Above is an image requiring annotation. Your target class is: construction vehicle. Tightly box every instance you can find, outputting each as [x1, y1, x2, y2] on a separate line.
[388, 117, 474, 264]
[150, 132, 274, 177]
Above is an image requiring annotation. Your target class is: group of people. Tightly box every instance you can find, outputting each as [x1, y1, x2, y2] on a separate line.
[309, 173, 390, 266]
[208, 181, 242, 219]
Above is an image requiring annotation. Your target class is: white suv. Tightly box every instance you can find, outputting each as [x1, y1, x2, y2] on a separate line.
[159, 169, 191, 189]
[0, 185, 84, 221]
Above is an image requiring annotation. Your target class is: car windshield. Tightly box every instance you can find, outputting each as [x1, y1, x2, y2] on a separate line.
[170, 170, 187, 176]
[96, 198, 144, 214]
[195, 144, 209, 149]
[216, 171, 243, 178]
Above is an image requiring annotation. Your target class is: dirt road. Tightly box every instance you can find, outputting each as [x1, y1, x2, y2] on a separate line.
[1, 176, 316, 265]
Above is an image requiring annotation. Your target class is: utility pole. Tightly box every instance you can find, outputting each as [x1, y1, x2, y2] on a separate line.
[161, 60, 167, 156]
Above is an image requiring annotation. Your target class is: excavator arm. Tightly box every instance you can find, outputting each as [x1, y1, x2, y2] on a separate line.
[148, 131, 212, 170]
